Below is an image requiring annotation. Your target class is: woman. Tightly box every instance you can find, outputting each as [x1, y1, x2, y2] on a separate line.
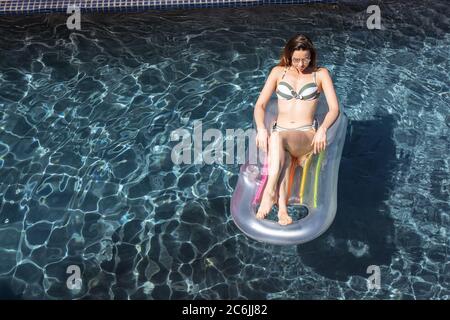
[254, 34, 340, 225]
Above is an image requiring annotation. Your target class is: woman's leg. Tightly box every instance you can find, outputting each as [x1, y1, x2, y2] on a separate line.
[275, 128, 316, 223]
[256, 131, 286, 219]
[277, 152, 294, 225]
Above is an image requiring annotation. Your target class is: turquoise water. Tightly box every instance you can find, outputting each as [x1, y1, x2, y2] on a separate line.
[0, 0, 449, 299]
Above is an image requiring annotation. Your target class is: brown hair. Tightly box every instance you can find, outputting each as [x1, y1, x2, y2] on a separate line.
[277, 34, 318, 71]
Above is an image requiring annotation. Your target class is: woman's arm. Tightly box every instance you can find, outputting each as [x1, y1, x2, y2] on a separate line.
[253, 66, 280, 153]
[311, 67, 340, 155]
[317, 67, 340, 131]
[253, 67, 280, 131]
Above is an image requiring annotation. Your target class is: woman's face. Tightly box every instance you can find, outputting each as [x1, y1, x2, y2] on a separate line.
[291, 49, 311, 72]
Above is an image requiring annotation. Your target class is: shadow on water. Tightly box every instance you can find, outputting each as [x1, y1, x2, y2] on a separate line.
[0, 279, 22, 299]
[297, 115, 398, 281]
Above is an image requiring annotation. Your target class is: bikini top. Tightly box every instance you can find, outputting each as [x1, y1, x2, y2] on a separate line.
[276, 67, 320, 101]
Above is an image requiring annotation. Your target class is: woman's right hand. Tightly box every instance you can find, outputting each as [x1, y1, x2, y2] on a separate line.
[256, 128, 269, 153]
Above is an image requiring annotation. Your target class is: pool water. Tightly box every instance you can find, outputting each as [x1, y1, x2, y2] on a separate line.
[0, 0, 449, 299]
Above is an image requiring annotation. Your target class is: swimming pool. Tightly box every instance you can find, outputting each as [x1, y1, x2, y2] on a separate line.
[0, 0, 448, 299]
[0, 0, 337, 15]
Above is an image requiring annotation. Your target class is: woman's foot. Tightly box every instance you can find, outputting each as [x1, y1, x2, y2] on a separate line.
[277, 209, 293, 225]
[256, 190, 277, 220]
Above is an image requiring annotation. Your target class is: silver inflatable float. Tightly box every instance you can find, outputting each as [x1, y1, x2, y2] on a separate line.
[231, 95, 348, 245]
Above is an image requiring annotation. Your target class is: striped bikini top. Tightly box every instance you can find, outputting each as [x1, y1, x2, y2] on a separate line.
[276, 67, 320, 101]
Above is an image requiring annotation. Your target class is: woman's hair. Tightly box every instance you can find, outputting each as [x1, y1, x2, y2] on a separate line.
[277, 34, 318, 70]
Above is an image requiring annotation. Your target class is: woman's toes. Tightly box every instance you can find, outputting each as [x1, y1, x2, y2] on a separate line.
[256, 192, 277, 220]
[256, 205, 270, 219]
[256, 210, 266, 219]
[278, 214, 293, 225]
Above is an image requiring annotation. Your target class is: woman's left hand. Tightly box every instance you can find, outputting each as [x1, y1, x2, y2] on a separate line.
[311, 127, 327, 154]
